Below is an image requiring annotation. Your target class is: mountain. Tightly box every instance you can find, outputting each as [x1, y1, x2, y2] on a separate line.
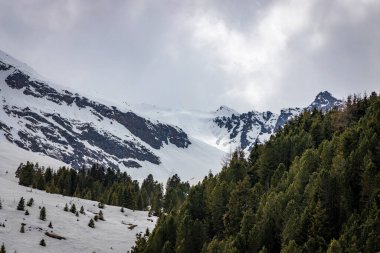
[132, 92, 343, 153]
[212, 90, 343, 151]
[0, 50, 225, 183]
[0, 49, 343, 182]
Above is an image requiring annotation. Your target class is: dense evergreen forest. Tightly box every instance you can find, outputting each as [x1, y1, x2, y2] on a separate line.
[16, 163, 189, 214]
[131, 92, 380, 253]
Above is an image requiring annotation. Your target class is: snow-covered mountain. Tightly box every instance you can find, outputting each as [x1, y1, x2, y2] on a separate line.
[210, 91, 342, 151]
[0, 49, 343, 183]
[0, 50, 225, 183]
[131, 91, 343, 153]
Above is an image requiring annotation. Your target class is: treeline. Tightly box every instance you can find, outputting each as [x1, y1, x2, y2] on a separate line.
[132, 92, 380, 253]
[16, 163, 189, 213]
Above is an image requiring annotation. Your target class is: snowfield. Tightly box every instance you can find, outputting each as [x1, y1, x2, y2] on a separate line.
[0, 141, 157, 253]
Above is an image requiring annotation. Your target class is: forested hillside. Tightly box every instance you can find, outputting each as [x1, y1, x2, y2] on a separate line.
[15, 163, 189, 215]
[132, 92, 380, 253]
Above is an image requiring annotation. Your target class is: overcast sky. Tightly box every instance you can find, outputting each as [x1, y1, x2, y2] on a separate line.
[1, 0, 379, 112]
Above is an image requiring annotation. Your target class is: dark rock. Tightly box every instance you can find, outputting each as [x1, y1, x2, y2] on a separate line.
[122, 160, 142, 168]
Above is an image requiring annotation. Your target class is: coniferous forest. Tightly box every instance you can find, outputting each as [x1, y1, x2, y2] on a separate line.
[16, 163, 189, 214]
[130, 93, 380, 253]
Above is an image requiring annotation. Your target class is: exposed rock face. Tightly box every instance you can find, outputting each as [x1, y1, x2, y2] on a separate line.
[213, 110, 277, 150]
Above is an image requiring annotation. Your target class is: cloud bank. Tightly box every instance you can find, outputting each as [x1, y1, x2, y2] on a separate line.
[1, 0, 379, 112]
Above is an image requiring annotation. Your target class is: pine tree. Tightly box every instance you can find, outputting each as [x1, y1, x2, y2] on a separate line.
[88, 219, 95, 228]
[99, 210, 104, 221]
[75, 211, 79, 217]
[48, 222, 53, 228]
[25, 210, 29, 215]
[20, 223, 25, 233]
[17, 197, 25, 211]
[39, 207, 46, 221]
[80, 205, 85, 214]
[121, 207, 124, 213]
[0, 243, 5, 253]
[39, 239, 46, 247]
[26, 198, 34, 207]
[70, 204, 76, 214]
[63, 203, 68, 212]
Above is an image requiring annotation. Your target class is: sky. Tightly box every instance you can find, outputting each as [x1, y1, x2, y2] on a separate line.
[0, 0, 379, 113]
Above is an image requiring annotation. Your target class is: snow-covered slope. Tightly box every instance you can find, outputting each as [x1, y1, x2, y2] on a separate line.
[0, 50, 225, 183]
[131, 104, 282, 152]
[0, 141, 157, 253]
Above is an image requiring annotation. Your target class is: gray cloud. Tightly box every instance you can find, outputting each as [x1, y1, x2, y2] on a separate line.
[1, 0, 379, 113]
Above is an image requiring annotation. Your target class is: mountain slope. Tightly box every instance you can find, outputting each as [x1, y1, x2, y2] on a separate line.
[0, 141, 157, 253]
[0, 50, 225, 183]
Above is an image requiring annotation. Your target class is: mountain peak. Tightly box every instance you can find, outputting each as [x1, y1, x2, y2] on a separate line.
[214, 105, 239, 117]
[308, 90, 343, 112]
[316, 90, 334, 100]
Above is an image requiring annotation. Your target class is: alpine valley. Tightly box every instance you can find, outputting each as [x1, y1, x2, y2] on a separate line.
[0, 50, 343, 183]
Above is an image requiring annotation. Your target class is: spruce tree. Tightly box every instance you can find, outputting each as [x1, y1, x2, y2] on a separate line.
[94, 215, 99, 222]
[25, 210, 29, 215]
[39, 239, 46, 247]
[88, 219, 95, 228]
[20, 223, 25, 233]
[17, 197, 25, 211]
[0, 199, 2, 209]
[75, 211, 79, 217]
[18, 163, 34, 186]
[121, 207, 124, 213]
[98, 202, 104, 209]
[99, 210, 104, 221]
[63, 203, 68, 212]
[39, 207, 46, 221]
[0, 243, 5, 253]
[44, 167, 53, 184]
[48, 222, 53, 228]
[80, 205, 85, 214]
[70, 204, 76, 214]
[26, 198, 34, 207]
